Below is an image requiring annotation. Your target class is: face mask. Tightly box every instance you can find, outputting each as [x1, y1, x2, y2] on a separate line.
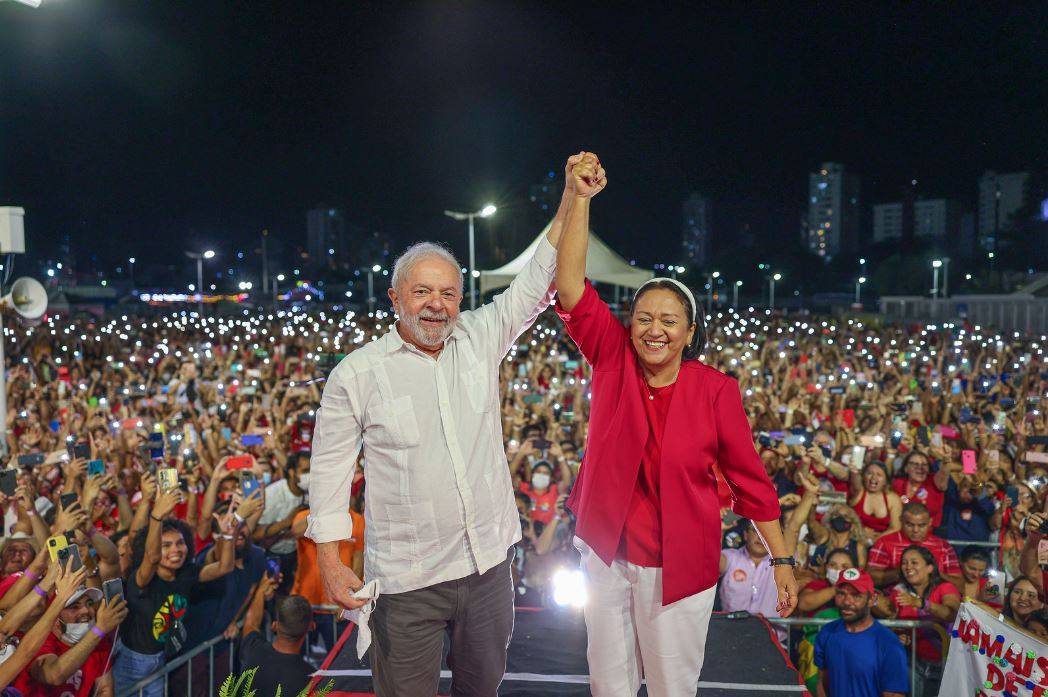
[829, 516, 852, 533]
[531, 473, 550, 490]
[261, 472, 272, 486]
[61, 621, 92, 644]
[826, 568, 842, 585]
[297, 472, 311, 490]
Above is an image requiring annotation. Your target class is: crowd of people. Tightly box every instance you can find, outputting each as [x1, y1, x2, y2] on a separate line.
[0, 295, 1043, 696]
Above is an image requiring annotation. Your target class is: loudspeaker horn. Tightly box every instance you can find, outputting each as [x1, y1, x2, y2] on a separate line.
[1, 277, 48, 325]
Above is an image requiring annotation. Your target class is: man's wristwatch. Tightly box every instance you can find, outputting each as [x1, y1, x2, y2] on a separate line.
[769, 557, 798, 568]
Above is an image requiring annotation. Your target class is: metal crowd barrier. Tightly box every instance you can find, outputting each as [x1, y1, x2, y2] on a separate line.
[115, 606, 342, 697]
[115, 633, 237, 697]
[118, 606, 949, 697]
[767, 615, 948, 697]
[945, 538, 1001, 571]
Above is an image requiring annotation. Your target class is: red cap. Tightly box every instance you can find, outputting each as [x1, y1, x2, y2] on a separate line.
[835, 567, 875, 596]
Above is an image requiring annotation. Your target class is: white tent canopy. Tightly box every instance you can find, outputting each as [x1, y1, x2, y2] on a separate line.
[480, 222, 653, 294]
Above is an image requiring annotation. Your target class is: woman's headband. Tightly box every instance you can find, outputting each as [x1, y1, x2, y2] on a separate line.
[634, 277, 699, 324]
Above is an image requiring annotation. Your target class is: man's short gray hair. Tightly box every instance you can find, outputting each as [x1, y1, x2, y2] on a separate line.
[391, 242, 464, 291]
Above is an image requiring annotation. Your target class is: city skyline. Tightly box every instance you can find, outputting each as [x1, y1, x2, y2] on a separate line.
[1, 4, 1045, 285]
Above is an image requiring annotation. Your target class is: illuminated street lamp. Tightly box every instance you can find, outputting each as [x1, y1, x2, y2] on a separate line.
[733, 280, 742, 308]
[444, 204, 497, 309]
[932, 259, 942, 298]
[364, 265, 385, 314]
[855, 276, 866, 305]
[273, 273, 286, 304]
[706, 270, 720, 311]
[769, 273, 782, 310]
[185, 249, 216, 315]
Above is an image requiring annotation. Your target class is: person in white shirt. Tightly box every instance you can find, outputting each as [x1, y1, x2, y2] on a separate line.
[255, 451, 310, 591]
[307, 152, 596, 696]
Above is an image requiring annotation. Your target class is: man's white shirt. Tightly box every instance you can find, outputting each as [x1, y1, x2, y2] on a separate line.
[257, 478, 304, 555]
[306, 237, 557, 593]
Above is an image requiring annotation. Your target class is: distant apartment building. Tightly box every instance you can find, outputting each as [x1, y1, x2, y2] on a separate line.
[306, 206, 348, 272]
[807, 162, 862, 258]
[872, 199, 962, 243]
[977, 170, 1029, 251]
[681, 193, 712, 268]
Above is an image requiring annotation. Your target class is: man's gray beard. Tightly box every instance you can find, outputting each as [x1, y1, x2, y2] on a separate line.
[400, 310, 455, 347]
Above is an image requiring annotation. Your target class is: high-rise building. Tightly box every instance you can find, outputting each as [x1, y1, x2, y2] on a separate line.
[806, 162, 862, 259]
[958, 212, 977, 259]
[872, 203, 903, 243]
[681, 193, 712, 268]
[978, 171, 1030, 252]
[306, 207, 348, 272]
[529, 170, 561, 217]
[872, 199, 962, 243]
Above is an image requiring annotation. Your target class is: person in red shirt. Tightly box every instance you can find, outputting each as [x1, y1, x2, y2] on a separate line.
[15, 586, 128, 697]
[554, 153, 795, 696]
[517, 461, 560, 525]
[956, 546, 1003, 608]
[867, 502, 964, 590]
[891, 451, 948, 528]
[0, 535, 39, 600]
[798, 548, 859, 616]
[876, 545, 960, 693]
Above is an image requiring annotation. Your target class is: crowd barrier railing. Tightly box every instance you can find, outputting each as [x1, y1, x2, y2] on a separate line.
[115, 605, 341, 697]
[945, 538, 1001, 571]
[767, 616, 948, 696]
[114, 632, 237, 697]
[118, 607, 949, 697]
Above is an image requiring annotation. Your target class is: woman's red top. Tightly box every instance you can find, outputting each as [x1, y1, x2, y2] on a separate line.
[556, 281, 780, 604]
[854, 490, 892, 533]
[617, 381, 675, 566]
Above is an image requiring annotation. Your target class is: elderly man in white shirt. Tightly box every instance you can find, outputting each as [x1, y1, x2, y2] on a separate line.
[307, 152, 602, 696]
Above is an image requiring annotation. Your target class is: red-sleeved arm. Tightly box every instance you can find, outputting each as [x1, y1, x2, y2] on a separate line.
[713, 377, 780, 522]
[940, 543, 961, 576]
[867, 538, 891, 569]
[554, 280, 625, 369]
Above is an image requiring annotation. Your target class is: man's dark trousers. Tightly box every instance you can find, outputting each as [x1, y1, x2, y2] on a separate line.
[369, 553, 514, 697]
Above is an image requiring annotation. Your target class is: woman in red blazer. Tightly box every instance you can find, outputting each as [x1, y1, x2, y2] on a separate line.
[554, 154, 798, 697]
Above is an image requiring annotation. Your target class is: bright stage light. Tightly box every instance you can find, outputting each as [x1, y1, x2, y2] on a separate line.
[552, 568, 587, 608]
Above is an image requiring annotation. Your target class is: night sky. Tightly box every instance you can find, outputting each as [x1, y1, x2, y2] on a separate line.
[1, 2, 1046, 280]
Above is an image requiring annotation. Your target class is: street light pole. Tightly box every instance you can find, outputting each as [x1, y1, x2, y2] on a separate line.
[445, 204, 497, 310]
[733, 280, 742, 308]
[706, 271, 720, 312]
[367, 265, 380, 315]
[932, 259, 942, 298]
[942, 258, 951, 299]
[855, 276, 866, 305]
[185, 249, 215, 316]
[993, 180, 1000, 277]
[769, 273, 781, 310]
[274, 273, 285, 305]
[467, 214, 476, 309]
[196, 257, 203, 313]
[128, 257, 136, 290]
